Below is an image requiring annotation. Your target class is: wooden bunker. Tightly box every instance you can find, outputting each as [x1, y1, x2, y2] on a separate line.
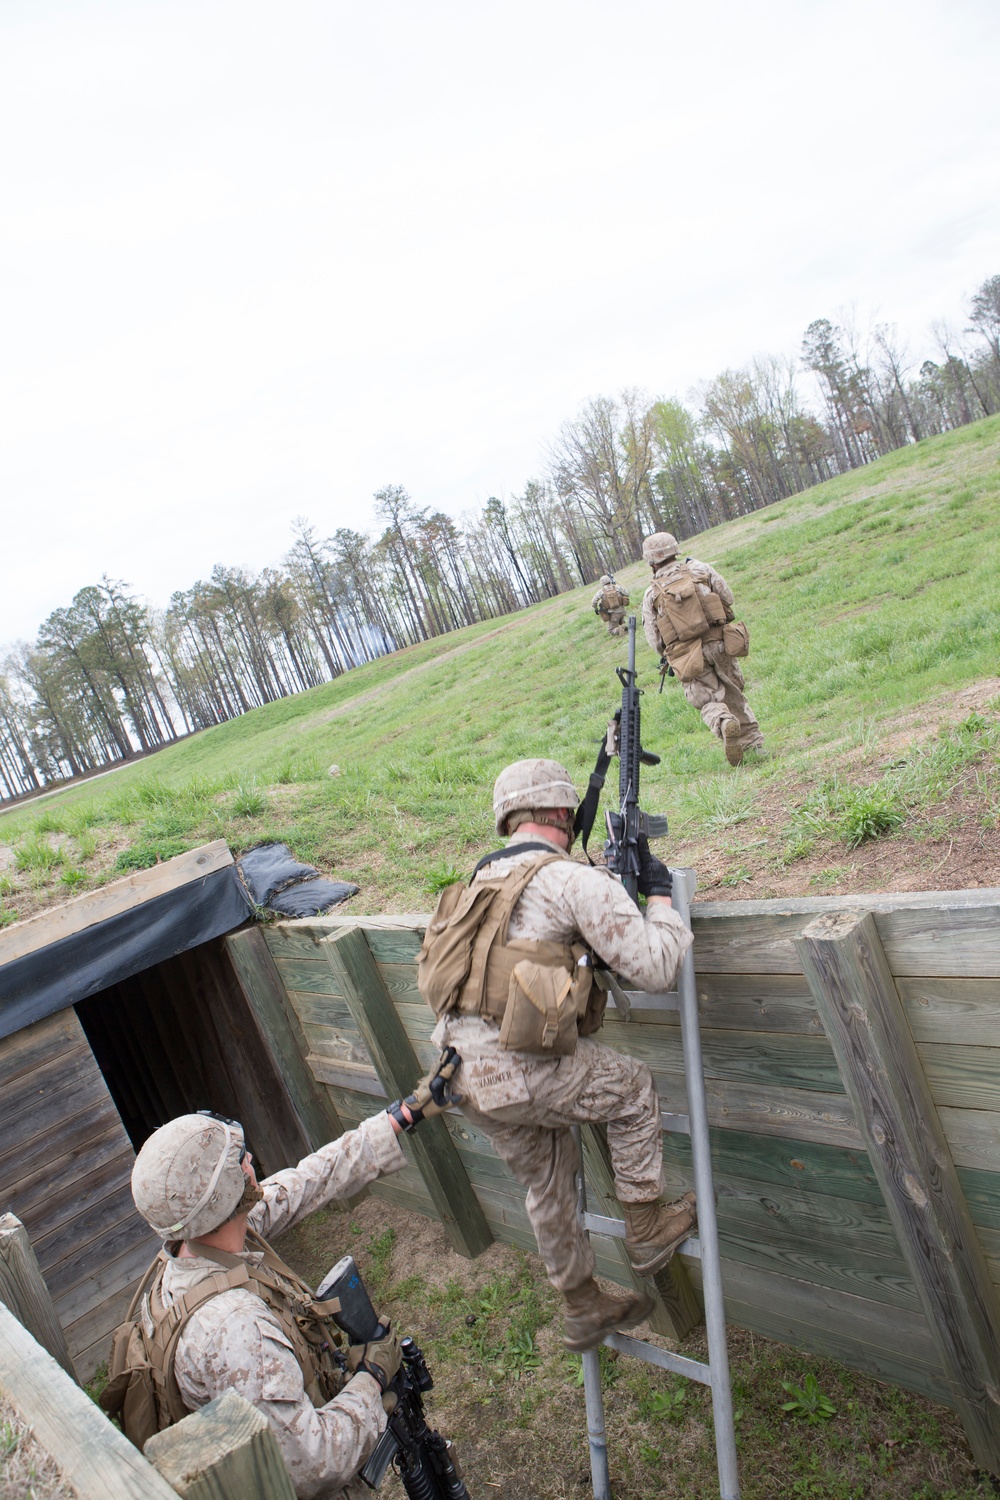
[2, 858, 999, 1469]
[0, 842, 339, 1377]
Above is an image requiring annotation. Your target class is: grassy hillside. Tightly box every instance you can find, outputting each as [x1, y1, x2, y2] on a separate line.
[2, 414, 999, 924]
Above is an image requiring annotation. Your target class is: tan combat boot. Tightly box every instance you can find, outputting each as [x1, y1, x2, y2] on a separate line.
[622, 1193, 697, 1276]
[562, 1278, 654, 1352]
[722, 718, 744, 767]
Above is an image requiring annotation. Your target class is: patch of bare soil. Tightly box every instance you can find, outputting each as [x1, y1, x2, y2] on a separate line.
[274, 1193, 991, 1500]
[0, 1391, 79, 1499]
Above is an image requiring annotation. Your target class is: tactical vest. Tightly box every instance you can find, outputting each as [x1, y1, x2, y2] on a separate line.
[602, 585, 625, 612]
[100, 1227, 345, 1449]
[417, 850, 606, 1052]
[649, 564, 728, 681]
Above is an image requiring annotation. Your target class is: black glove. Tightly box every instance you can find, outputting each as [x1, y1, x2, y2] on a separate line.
[346, 1319, 402, 1392]
[387, 1047, 463, 1133]
[637, 835, 673, 899]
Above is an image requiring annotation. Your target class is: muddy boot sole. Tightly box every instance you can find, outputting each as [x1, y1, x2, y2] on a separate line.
[723, 719, 744, 767]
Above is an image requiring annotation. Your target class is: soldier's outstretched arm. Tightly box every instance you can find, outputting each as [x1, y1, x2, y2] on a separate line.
[250, 1113, 406, 1239]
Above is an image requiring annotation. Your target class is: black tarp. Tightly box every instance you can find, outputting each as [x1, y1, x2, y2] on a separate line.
[0, 866, 249, 1041]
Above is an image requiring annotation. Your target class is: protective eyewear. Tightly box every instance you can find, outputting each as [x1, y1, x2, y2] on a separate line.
[196, 1108, 247, 1164]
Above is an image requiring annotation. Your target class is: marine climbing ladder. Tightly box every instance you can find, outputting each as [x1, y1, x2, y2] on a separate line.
[576, 867, 740, 1500]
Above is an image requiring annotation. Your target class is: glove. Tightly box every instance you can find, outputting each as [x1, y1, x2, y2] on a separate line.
[637, 834, 673, 899]
[659, 656, 675, 679]
[387, 1047, 463, 1133]
[346, 1319, 401, 1392]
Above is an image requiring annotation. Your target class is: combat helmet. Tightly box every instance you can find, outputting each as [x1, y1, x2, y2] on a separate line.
[642, 532, 679, 565]
[493, 759, 579, 836]
[600, 574, 613, 585]
[132, 1113, 250, 1240]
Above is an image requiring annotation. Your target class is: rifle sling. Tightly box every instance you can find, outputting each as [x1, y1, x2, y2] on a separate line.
[573, 739, 615, 863]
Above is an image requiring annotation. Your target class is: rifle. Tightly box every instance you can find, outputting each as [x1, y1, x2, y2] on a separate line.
[318, 1254, 471, 1498]
[573, 614, 668, 904]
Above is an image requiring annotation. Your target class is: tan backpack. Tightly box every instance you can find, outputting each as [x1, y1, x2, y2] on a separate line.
[650, 565, 726, 644]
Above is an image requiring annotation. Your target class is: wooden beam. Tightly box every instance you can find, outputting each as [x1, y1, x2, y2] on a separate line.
[0, 1213, 76, 1380]
[796, 909, 1000, 1474]
[582, 1125, 701, 1342]
[322, 926, 493, 1259]
[0, 841, 233, 965]
[0, 1301, 178, 1500]
[224, 928, 344, 1151]
[145, 1389, 296, 1500]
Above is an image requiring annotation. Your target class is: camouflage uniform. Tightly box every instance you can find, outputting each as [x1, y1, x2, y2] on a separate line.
[158, 1116, 405, 1500]
[432, 833, 691, 1294]
[642, 556, 764, 756]
[591, 579, 630, 637]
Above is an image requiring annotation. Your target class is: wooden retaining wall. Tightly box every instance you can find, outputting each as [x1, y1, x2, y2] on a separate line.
[252, 887, 1000, 1456]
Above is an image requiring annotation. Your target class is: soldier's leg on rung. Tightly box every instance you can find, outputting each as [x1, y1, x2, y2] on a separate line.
[467, 1113, 595, 1292]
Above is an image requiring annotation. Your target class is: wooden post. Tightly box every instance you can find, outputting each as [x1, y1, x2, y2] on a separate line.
[145, 1389, 297, 1500]
[323, 926, 494, 1258]
[0, 1301, 178, 1500]
[224, 926, 344, 1149]
[582, 1125, 701, 1342]
[0, 1212, 77, 1381]
[796, 910, 1000, 1474]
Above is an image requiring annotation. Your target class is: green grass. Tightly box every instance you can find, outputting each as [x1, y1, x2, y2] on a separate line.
[3, 414, 1000, 914]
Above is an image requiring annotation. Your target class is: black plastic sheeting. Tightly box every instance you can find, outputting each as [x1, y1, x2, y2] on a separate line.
[237, 843, 358, 917]
[0, 866, 250, 1042]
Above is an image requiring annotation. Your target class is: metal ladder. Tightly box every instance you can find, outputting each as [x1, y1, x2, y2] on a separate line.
[575, 868, 740, 1500]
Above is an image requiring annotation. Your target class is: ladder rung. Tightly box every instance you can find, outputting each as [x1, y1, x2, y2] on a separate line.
[604, 1331, 712, 1386]
[581, 1212, 700, 1260]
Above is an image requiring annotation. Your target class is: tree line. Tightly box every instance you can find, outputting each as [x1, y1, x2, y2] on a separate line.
[3, 276, 999, 801]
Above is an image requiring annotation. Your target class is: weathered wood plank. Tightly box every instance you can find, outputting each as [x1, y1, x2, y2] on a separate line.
[692, 897, 1000, 977]
[323, 927, 493, 1259]
[899, 978, 1000, 1045]
[917, 1042, 1000, 1111]
[0, 840, 233, 965]
[305, 1054, 385, 1097]
[363, 928, 425, 964]
[940, 1108, 1000, 1174]
[686, 1257, 952, 1406]
[798, 909, 1000, 1472]
[602, 1023, 846, 1093]
[269, 956, 348, 1000]
[0, 1214, 77, 1379]
[661, 1124, 881, 1205]
[0, 1301, 178, 1499]
[146, 1388, 297, 1499]
[224, 927, 343, 1150]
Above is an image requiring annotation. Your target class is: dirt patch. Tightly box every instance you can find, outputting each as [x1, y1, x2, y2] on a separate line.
[0, 1390, 79, 1499]
[273, 1191, 989, 1500]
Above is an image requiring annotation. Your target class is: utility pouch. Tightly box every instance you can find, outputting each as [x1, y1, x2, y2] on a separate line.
[654, 571, 711, 643]
[702, 591, 728, 626]
[723, 620, 750, 658]
[417, 881, 493, 1017]
[500, 960, 580, 1055]
[667, 638, 706, 682]
[99, 1323, 160, 1450]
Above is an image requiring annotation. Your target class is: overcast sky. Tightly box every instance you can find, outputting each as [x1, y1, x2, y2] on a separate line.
[2, 0, 998, 645]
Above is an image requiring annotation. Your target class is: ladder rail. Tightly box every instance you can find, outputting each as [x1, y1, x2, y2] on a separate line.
[673, 869, 740, 1500]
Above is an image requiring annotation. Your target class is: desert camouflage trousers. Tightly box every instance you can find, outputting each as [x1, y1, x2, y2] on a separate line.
[683, 638, 763, 751]
[432, 1016, 665, 1293]
[603, 609, 627, 637]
